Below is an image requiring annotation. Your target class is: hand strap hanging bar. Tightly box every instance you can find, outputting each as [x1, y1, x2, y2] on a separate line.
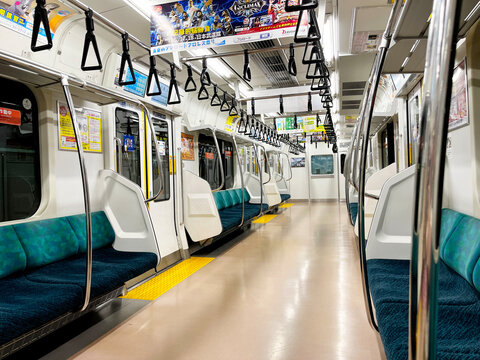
[81, 9, 102, 71]
[307, 92, 312, 112]
[243, 49, 252, 81]
[279, 94, 284, 114]
[288, 43, 297, 76]
[31, 0, 53, 52]
[220, 92, 230, 112]
[200, 57, 211, 86]
[184, 64, 197, 92]
[210, 85, 221, 106]
[285, 0, 318, 12]
[118, 33, 136, 86]
[146, 56, 161, 96]
[167, 63, 181, 105]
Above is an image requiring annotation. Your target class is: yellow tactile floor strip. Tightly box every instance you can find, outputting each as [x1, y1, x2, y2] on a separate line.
[279, 203, 293, 208]
[253, 214, 278, 224]
[122, 257, 214, 301]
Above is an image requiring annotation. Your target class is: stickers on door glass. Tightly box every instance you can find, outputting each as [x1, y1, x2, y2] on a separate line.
[123, 135, 135, 152]
[0, 107, 21, 126]
[57, 102, 102, 152]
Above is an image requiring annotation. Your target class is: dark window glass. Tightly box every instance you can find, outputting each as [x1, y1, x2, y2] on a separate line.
[340, 154, 346, 174]
[115, 108, 141, 187]
[153, 118, 170, 201]
[198, 134, 234, 190]
[0, 78, 41, 221]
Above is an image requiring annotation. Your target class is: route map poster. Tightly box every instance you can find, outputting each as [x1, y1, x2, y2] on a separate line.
[150, 0, 305, 54]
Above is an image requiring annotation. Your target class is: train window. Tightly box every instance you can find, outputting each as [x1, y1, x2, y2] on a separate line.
[152, 118, 170, 201]
[380, 122, 395, 168]
[115, 108, 141, 187]
[340, 154, 346, 174]
[198, 134, 234, 190]
[223, 142, 234, 189]
[0, 78, 41, 221]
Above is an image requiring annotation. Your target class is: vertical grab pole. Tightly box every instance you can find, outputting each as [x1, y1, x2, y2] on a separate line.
[61, 76, 92, 312]
[252, 144, 264, 216]
[258, 144, 271, 184]
[211, 128, 225, 192]
[233, 117, 245, 227]
[409, 0, 460, 358]
[357, 0, 403, 332]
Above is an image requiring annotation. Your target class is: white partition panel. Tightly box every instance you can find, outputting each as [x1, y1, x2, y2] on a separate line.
[98, 170, 160, 265]
[183, 170, 222, 242]
[366, 165, 416, 260]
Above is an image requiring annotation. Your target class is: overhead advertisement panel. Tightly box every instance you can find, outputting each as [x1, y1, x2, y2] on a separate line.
[150, 0, 304, 54]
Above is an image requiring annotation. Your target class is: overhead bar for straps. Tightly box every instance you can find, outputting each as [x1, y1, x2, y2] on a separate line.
[146, 56, 161, 96]
[31, 0, 53, 52]
[288, 43, 297, 76]
[81, 9, 102, 71]
[61, 76, 92, 312]
[118, 33, 136, 86]
[243, 49, 252, 81]
[409, 0, 461, 358]
[184, 65, 197, 92]
[356, 0, 403, 333]
[167, 63, 181, 105]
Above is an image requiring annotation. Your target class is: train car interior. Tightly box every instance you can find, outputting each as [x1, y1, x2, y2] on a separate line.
[0, 0, 479, 359]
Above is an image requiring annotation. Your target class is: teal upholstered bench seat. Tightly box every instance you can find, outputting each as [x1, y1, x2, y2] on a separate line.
[0, 211, 157, 346]
[367, 209, 480, 359]
[213, 189, 267, 232]
[280, 194, 291, 202]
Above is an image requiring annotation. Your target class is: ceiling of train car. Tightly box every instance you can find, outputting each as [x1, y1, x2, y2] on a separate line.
[77, 0, 396, 144]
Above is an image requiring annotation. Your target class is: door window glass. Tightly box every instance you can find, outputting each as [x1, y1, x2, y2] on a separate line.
[115, 108, 141, 187]
[153, 118, 170, 201]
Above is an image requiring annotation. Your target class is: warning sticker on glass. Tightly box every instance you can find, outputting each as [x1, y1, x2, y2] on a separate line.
[57, 102, 102, 152]
[0, 107, 21, 126]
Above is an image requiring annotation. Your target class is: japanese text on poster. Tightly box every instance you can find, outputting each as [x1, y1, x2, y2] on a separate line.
[449, 59, 469, 131]
[181, 132, 195, 160]
[58, 103, 102, 153]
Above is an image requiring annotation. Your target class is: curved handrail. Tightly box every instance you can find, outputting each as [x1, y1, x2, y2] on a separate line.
[232, 117, 245, 227]
[211, 129, 225, 192]
[256, 144, 271, 185]
[408, 0, 460, 358]
[138, 103, 165, 203]
[252, 144, 264, 216]
[357, 0, 403, 333]
[281, 152, 293, 182]
[114, 136, 123, 176]
[61, 76, 92, 312]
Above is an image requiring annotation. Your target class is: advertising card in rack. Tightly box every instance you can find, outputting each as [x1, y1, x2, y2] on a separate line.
[276, 116, 326, 134]
[150, 0, 306, 54]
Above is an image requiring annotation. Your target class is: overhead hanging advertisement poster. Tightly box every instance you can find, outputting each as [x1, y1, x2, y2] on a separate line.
[150, 0, 305, 54]
[57, 103, 102, 153]
[0, 1, 74, 41]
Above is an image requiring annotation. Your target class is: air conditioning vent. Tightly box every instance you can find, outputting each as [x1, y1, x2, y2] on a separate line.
[341, 99, 361, 110]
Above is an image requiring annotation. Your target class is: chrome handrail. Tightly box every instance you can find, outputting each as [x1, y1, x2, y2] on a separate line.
[114, 136, 122, 176]
[357, 0, 403, 332]
[256, 144, 271, 185]
[252, 144, 264, 216]
[232, 117, 245, 227]
[61, 76, 92, 312]
[140, 104, 164, 203]
[211, 129, 225, 192]
[409, 0, 460, 358]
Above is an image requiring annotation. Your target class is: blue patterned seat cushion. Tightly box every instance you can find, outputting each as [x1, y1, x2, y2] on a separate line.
[0, 226, 26, 279]
[0, 275, 84, 345]
[67, 212, 116, 252]
[280, 194, 291, 202]
[25, 248, 157, 298]
[349, 203, 358, 225]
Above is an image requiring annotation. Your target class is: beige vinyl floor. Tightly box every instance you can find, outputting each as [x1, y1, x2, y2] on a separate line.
[71, 201, 385, 360]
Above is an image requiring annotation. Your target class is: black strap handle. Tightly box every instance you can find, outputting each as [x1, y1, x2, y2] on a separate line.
[200, 57, 211, 86]
[31, 0, 53, 52]
[279, 94, 284, 114]
[302, 41, 322, 65]
[81, 9, 102, 71]
[146, 55, 162, 96]
[229, 98, 238, 116]
[118, 33, 136, 86]
[237, 110, 246, 133]
[288, 43, 297, 76]
[285, 0, 318, 12]
[310, 75, 330, 91]
[307, 92, 312, 112]
[184, 65, 197, 92]
[251, 97, 255, 115]
[306, 60, 329, 80]
[316, 113, 321, 127]
[220, 92, 230, 112]
[294, 115, 298, 129]
[243, 50, 251, 81]
[294, 10, 321, 44]
[210, 85, 221, 106]
[167, 63, 181, 105]
[198, 84, 209, 100]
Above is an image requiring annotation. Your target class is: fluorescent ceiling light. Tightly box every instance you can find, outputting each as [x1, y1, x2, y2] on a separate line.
[189, 49, 233, 79]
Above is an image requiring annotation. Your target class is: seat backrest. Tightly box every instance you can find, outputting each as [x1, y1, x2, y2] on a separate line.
[227, 189, 241, 206]
[213, 191, 226, 210]
[67, 211, 115, 252]
[440, 209, 480, 292]
[0, 226, 27, 279]
[212, 189, 251, 211]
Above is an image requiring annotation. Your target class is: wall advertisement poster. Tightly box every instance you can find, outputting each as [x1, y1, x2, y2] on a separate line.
[57, 102, 102, 153]
[449, 59, 468, 131]
[181, 132, 195, 160]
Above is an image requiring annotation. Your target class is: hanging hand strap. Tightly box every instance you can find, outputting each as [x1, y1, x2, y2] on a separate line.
[243, 50, 252, 81]
[210, 85, 221, 106]
[146, 56, 162, 96]
[167, 63, 181, 105]
[81, 9, 102, 71]
[200, 57, 211, 86]
[288, 43, 297, 76]
[184, 65, 197, 92]
[118, 33, 136, 86]
[31, 0, 53, 52]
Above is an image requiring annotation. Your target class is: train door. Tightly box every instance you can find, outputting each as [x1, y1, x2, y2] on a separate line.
[147, 115, 181, 264]
[380, 121, 395, 168]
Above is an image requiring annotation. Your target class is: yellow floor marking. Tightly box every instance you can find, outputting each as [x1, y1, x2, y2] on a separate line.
[122, 257, 214, 301]
[279, 203, 293, 208]
[253, 214, 278, 224]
